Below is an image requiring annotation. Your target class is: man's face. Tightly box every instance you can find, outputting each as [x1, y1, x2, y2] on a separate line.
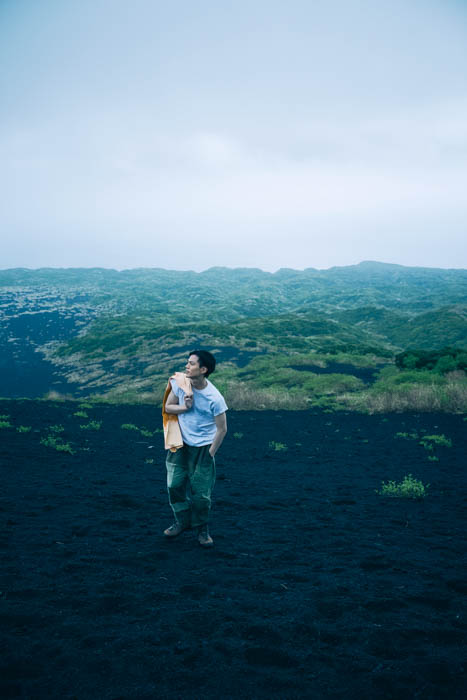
[185, 354, 206, 378]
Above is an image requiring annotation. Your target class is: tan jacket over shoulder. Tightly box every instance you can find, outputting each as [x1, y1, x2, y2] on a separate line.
[162, 372, 193, 452]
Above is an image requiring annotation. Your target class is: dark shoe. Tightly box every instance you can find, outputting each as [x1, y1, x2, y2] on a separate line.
[197, 526, 213, 547]
[163, 522, 188, 538]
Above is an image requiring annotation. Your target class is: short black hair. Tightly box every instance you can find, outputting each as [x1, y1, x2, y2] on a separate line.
[190, 350, 216, 377]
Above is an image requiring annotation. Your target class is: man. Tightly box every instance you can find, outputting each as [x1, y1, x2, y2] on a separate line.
[163, 350, 228, 547]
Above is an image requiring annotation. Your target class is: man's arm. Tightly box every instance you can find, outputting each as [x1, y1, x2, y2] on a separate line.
[165, 389, 193, 414]
[209, 412, 227, 457]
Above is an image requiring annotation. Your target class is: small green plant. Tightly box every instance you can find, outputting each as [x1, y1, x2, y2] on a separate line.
[233, 432, 243, 439]
[119, 424, 155, 437]
[0, 420, 12, 428]
[428, 455, 439, 462]
[74, 410, 88, 418]
[49, 424, 64, 434]
[16, 425, 32, 433]
[377, 474, 429, 499]
[395, 431, 422, 442]
[145, 458, 155, 464]
[269, 440, 288, 451]
[419, 434, 452, 449]
[80, 420, 102, 430]
[40, 436, 74, 454]
[79, 402, 93, 410]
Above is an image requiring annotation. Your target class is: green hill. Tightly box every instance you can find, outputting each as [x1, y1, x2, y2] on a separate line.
[1, 263, 466, 410]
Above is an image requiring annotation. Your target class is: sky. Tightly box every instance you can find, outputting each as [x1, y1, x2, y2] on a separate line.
[1, 0, 467, 272]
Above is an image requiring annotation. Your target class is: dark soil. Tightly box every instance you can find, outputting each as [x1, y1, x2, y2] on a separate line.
[1, 401, 466, 699]
[289, 363, 380, 384]
[0, 311, 82, 398]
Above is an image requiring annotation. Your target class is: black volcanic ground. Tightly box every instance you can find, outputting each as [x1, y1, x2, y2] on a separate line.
[1, 401, 466, 699]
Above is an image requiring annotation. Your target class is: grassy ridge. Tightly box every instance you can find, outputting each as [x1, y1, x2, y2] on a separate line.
[1, 264, 466, 411]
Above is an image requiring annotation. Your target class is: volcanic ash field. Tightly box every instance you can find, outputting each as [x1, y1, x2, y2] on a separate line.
[1, 401, 466, 699]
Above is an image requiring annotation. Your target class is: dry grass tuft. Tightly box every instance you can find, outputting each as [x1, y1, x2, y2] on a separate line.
[340, 378, 467, 414]
[222, 382, 308, 410]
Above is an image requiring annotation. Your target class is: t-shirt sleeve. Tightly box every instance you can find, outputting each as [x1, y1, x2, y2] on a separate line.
[170, 378, 184, 401]
[212, 395, 228, 416]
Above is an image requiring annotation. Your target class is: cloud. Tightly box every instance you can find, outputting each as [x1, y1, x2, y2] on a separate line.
[1, 98, 466, 270]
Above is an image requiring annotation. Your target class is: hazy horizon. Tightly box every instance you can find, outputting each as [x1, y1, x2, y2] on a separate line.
[2, 0, 467, 271]
[1, 259, 466, 275]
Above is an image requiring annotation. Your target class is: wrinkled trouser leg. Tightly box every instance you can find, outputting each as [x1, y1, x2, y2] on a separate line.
[166, 451, 191, 527]
[189, 445, 216, 528]
[166, 444, 216, 529]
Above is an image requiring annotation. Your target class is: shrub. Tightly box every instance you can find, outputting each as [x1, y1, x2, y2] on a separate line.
[419, 434, 452, 449]
[16, 426, 32, 433]
[80, 420, 102, 430]
[377, 475, 429, 499]
[120, 423, 154, 436]
[49, 424, 64, 434]
[269, 441, 288, 451]
[40, 436, 74, 454]
[139, 429, 153, 437]
[233, 432, 243, 439]
[74, 410, 88, 418]
[0, 420, 12, 428]
[396, 347, 467, 373]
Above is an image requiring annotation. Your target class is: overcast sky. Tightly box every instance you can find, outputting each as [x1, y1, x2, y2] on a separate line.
[1, 0, 466, 271]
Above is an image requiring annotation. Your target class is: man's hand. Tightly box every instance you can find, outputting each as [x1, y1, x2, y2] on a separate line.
[209, 412, 227, 457]
[165, 389, 193, 414]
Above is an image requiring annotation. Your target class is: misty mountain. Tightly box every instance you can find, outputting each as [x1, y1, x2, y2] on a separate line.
[1, 262, 466, 401]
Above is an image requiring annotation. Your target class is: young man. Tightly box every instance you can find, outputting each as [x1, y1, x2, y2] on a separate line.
[163, 350, 228, 547]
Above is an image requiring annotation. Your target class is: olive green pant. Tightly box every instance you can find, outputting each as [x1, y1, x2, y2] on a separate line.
[166, 444, 216, 528]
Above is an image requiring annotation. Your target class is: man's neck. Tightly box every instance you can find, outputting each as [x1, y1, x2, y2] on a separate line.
[191, 376, 208, 390]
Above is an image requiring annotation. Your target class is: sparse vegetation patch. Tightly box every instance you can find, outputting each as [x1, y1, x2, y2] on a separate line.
[377, 475, 429, 499]
[269, 441, 288, 451]
[40, 435, 74, 455]
[80, 420, 102, 430]
[120, 423, 155, 437]
[419, 434, 452, 449]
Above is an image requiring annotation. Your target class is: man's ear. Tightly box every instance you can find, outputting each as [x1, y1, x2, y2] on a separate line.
[200, 365, 207, 375]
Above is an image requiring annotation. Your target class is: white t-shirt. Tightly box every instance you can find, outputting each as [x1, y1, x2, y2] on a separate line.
[170, 378, 228, 447]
